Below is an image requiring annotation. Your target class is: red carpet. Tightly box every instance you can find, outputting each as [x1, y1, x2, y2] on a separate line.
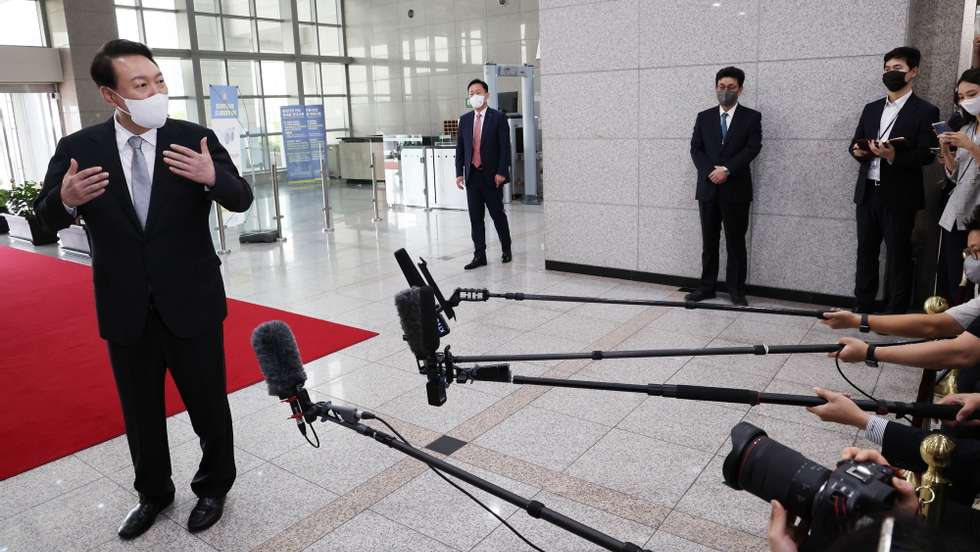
[0, 246, 377, 480]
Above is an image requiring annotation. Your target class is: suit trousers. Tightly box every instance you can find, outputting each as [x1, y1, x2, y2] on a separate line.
[697, 199, 750, 295]
[938, 225, 969, 307]
[107, 305, 236, 504]
[466, 166, 512, 256]
[854, 184, 917, 313]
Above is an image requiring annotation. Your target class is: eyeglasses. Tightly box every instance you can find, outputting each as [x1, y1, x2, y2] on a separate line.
[962, 247, 980, 260]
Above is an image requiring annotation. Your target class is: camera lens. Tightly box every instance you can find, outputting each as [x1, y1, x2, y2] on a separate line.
[723, 422, 831, 521]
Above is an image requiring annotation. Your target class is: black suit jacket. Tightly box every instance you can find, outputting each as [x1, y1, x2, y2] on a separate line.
[881, 423, 980, 538]
[690, 104, 763, 203]
[455, 107, 511, 182]
[35, 117, 253, 344]
[849, 93, 939, 209]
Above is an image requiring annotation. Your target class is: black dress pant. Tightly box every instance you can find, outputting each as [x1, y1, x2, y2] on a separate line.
[107, 306, 235, 504]
[938, 225, 969, 306]
[697, 199, 750, 295]
[854, 185, 917, 313]
[466, 165, 511, 256]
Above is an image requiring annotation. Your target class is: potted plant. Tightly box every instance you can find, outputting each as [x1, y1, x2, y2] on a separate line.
[0, 187, 9, 234]
[3, 181, 59, 246]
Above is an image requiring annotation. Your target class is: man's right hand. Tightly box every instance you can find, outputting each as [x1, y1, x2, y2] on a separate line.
[61, 158, 109, 208]
[456, 176, 464, 190]
[820, 310, 860, 330]
[807, 387, 870, 428]
[852, 143, 872, 161]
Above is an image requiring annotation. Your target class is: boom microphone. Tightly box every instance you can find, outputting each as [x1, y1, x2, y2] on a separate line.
[395, 286, 441, 359]
[251, 320, 309, 435]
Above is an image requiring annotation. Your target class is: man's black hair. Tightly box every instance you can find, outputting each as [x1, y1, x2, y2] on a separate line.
[715, 66, 745, 87]
[90, 39, 157, 89]
[883, 46, 921, 69]
[467, 79, 489, 93]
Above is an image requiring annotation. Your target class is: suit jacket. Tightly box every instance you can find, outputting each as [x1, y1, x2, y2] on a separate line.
[881, 422, 980, 538]
[690, 104, 763, 203]
[35, 117, 253, 344]
[455, 107, 511, 182]
[849, 93, 940, 209]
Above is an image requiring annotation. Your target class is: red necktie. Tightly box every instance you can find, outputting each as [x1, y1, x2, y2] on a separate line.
[472, 113, 483, 168]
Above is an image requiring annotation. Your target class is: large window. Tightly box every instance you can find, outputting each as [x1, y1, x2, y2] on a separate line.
[114, 0, 350, 171]
[0, 92, 63, 186]
[0, 0, 45, 46]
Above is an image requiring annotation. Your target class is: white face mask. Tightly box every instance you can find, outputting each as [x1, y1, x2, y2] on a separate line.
[468, 93, 485, 110]
[108, 88, 169, 129]
[961, 95, 980, 116]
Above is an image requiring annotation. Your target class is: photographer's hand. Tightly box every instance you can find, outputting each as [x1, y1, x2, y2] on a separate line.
[840, 448, 919, 517]
[768, 500, 806, 552]
[807, 388, 870, 429]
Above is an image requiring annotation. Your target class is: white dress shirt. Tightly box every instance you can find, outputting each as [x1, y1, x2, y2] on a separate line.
[64, 114, 157, 215]
[867, 90, 911, 181]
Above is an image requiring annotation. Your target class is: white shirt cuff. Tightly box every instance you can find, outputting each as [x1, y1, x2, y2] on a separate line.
[865, 415, 890, 446]
[63, 202, 76, 216]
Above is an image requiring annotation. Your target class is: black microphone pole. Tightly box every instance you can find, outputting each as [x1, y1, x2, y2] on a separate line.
[315, 412, 651, 552]
[451, 288, 830, 319]
[449, 343, 845, 364]
[507, 376, 976, 422]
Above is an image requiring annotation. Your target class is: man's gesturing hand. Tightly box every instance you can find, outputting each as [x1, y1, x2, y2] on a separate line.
[61, 158, 109, 208]
[163, 137, 216, 187]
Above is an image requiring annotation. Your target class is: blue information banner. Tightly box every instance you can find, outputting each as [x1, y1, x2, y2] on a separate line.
[281, 104, 327, 182]
[209, 85, 239, 119]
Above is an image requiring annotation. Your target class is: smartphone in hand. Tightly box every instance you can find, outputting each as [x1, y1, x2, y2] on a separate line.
[933, 121, 952, 135]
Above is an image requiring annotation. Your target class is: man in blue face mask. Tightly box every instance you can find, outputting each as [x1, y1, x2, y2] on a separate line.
[33, 39, 252, 540]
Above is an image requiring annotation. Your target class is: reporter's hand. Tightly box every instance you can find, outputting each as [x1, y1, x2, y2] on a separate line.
[456, 176, 464, 190]
[820, 310, 860, 330]
[869, 140, 895, 163]
[852, 143, 872, 161]
[939, 392, 980, 427]
[829, 336, 868, 363]
[494, 174, 506, 188]
[60, 159, 109, 208]
[939, 131, 974, 150]
[768, 500, 805, 552]
[807, 387, 870, 428]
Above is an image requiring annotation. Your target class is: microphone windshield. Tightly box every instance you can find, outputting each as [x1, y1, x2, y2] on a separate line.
[251, 320, 307, 398]
[395, 286, 440, 359]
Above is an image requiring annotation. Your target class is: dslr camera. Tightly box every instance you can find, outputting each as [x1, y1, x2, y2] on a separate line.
[723, 422, 898, 550]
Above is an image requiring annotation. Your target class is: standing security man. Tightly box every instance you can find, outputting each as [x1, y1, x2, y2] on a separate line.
[455, 78, 513, 270]
[688, 66, 763, 306]
[34, 40, 252, 540]
[850, 46, 939, 314]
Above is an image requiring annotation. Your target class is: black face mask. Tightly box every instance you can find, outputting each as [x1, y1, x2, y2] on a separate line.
[882, 70, 908, 92]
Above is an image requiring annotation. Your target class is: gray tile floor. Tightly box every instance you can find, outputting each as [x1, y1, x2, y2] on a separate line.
[1, 182, 907, 551]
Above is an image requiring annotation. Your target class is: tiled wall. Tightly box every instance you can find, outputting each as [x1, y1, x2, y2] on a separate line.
[541, 0, 913, 298]
[345, 0, 541, 136]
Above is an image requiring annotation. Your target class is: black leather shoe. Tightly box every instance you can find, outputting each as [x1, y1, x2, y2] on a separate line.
[684, 289, 715, 302]
[118, 498, 172, 540]
[464, 256, 488, 270]
[187, 496, 226, 533]
[731, 294, 749, 306]
[502, 252, 512, 263]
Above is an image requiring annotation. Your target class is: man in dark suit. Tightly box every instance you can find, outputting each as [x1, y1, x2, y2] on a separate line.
[688, 66, 763, 306]
[850, 46, 939, 314]
[455, 78, 512, 270]
[34, 40, 252, 540]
